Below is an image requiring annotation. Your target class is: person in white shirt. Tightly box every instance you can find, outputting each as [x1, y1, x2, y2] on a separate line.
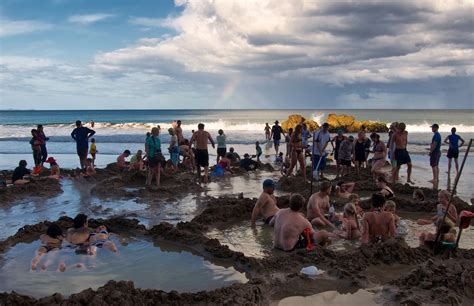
[311, 123, 332, 179]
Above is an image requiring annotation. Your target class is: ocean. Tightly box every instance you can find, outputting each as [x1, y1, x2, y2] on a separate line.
[0, 108, 473, 199]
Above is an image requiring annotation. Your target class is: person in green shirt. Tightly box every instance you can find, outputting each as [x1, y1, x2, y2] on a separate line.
[145, 127, 163, 188]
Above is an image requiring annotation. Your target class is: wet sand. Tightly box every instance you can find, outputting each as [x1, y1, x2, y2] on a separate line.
[0, 162, 473, 305]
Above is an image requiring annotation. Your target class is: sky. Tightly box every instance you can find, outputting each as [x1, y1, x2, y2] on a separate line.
[0, 0, 473, 110]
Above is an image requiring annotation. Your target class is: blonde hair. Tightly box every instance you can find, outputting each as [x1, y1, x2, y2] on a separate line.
[348, 193, 360, 202]
[344, 203, 356, 217]
[384, 200, 396, 210]
[438, 190, 450, 201]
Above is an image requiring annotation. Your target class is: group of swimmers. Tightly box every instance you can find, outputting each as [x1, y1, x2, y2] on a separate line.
[251, 177, 458, 251]
[31, 213, 117, 272]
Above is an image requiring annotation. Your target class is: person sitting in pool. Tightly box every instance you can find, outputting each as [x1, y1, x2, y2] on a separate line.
[31, 223, 64, 270]
[67, 213, 91, 245]
[251, 179, 280, 226]
[12, 160, 31, 185]
[88, 225, 118, 253]
[376, 176, 394, 199]
[307, 181, 335, 228]
[417, 190, 458, 228]
[84, 158, 96, 177]
[334, 181, 355, 199]
[383, 200, 409, 237]
[227, 147, 241, 164]
[413, 189, 425, 202]
[213, 153, 234, 176]
[348, 193, 364, 218]
[45, 157, 61, 179]
[361, 193, 396, 244]
[419, 221, 456, 247]
[333, 203, 361, 240]
[272, 193, 331, 251]
[117, 150, 131, 171]
[130, 150, 145, 171]
[240, 153, 260, 171]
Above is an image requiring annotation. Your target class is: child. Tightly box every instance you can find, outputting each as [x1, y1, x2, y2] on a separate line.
[334, 203, 361, 240]
[45, 157, 60, 178]
[419, 222, 456, 247]
[31, 223, 64, 270]
[275, 152, 284, 164]
[256, 141, 262, 162]
[130, 150, 145, 171]
[348, 193, 363, 218]
[88, 225, 118, 253]
[89, 138, 97, 167]
[383, 200, 408, 237]
[413, 189, 425, 202]
[85, 158, 96, 176]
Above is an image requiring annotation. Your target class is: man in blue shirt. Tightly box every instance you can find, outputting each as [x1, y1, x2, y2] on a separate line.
[71, 120, 95, 170]
[429, 123, 441, 185]
[444, 127, 465, 176]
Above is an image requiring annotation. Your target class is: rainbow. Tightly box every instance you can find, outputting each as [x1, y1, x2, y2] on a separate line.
[220, 76, 241, 102]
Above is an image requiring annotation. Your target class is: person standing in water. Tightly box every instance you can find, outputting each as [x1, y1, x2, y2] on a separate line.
[444, 127, 465, 176]
[271, 120, 285, 156]
[264, 123, 271, 140]
[216, 129, 227, 163]
[71, 120, 95, 170]
[429, 124, 442, 186]
[392, 122, 413, 184]
[189, 123, 215, 183]
[36, 125, 49, 166]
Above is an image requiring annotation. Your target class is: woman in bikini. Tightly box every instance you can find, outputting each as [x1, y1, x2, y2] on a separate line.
[370, 133, 387, 180]
[286, 124, 306, 180]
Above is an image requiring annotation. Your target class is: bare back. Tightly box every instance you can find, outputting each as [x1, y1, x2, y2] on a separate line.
[191, 130, 212, 150]
[362, 211, 396, 243]
[273, 208, 312, 251]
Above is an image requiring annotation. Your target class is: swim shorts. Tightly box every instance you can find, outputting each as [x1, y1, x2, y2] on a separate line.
[395, 148, 411, 165]
[291, 232, 315, 251]
[340, 159, 351, 167]
[217, 147, 226, 158]
[447, 148, 459, 159]
[77, 146, 88, 158]
[273, 139, 281, 147]
[430, 151, 441, 167]
[195, 149, 209, 167]
[264, 215, 275, 224]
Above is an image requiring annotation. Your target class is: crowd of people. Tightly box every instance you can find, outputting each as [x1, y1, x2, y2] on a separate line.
[2, 117, 469, 266]
[31, 213, 117, 271]
[251, 177, 460, 251]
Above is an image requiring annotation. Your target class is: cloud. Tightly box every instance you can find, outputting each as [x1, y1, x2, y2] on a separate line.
[1, 0, 473, 108]
[93, 0, 474, 86]
[68, 14, 115, 25]
[0, 18, 53, 37]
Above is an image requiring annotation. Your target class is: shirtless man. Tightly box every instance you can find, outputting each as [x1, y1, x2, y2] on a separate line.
[361, 193, 396, 244]
[117, 150, 131, 170]
[251, 179, 279, 226]
[175, 120, 184, 144]
[391, 123, 413, 183]
[189, 123, 215, 183]
[272, 194, 331, 251]
[307, 181, 335, 228]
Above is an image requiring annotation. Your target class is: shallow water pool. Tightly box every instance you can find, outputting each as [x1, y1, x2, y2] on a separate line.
[0, 237, 247, 298]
